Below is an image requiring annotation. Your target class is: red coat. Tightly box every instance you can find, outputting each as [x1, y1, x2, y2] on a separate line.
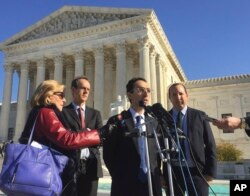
[33, 107, 101, 149]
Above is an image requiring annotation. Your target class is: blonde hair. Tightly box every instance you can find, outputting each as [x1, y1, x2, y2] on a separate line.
[30, 80, 65, 107]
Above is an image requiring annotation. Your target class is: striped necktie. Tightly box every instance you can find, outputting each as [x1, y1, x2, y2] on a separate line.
[78, 107, 86, 129]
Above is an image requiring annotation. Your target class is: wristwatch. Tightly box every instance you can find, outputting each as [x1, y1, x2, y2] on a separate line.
[240, 118, 247, 129]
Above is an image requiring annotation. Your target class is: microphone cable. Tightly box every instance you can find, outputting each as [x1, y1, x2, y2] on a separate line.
[171, 123, 198, 196]
[187, 138, 217, 196]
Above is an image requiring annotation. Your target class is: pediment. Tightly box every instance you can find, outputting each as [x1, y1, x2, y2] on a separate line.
[4, 6, 152, 46]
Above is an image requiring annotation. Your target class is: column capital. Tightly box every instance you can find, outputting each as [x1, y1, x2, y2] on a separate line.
[94, 46, 104, 56]
[156, 54, 160, 64]
[64, 56, 74, 66]
[115, 41, 126, 53]
[85, 54, 94, 66]
[150, 46, 156, 57]
[137, 36, 150, 48]
[3, 63, 14, 72]
[73, 50, 84, 60]
[127, 45, 136, 59]
[104, 51, 114, 65]
[37, 57, 46, 65]
[19, 61, 29, 70]
[53, 54, 63, 64]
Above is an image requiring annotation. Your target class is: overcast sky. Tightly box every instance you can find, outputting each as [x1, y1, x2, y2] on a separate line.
[1, 0, 250, 101]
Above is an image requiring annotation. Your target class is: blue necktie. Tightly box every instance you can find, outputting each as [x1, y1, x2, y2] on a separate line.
[177, 111, 186, 159]
[136, 115, 147, 182]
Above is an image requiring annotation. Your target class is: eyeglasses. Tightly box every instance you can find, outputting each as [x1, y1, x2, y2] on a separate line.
[53, 92, 65, 99]
[133, 87, 151, 94]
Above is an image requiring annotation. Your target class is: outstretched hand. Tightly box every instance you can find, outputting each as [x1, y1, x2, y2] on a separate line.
[98, 123, 117, 140]
[212, 117, 241, 130]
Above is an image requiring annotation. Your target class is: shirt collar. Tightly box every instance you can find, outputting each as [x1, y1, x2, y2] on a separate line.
[173, 105, 187, 116]
[129, 107, 145, 121]
[72, 102, 86, 111]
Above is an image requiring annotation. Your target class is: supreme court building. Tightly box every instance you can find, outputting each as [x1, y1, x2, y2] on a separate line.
[0, 6, 185, 141]
[0, 6, 250, 158]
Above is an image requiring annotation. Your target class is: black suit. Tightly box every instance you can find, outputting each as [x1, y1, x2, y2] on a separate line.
[63, 103, 103, 196]
[245, 116, 250, 136]
[103, 110, 162, 196]
[164, 107, 217, 196]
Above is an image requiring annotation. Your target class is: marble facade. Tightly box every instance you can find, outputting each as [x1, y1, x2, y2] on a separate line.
[0, 6, 186, 141]
[1, 6, 250, 160]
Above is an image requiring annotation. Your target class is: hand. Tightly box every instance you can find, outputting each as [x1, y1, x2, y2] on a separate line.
[160, 175, 168, 190]
[98, 123, 117, 140]
[213, 117, 241, 130]
[204, 175, 213, 182]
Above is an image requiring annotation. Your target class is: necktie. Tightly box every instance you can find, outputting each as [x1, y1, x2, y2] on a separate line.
[78, 108, 89, 160]
[136, 115, 147, 182]
[78, 107, 86, 129]
[177, 111, 185, 158]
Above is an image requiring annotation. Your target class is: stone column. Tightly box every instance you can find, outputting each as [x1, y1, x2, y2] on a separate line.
[138, 37, 150, 83]
[28, 69, 36, 101]
[65, 65, 74, 104]
[150, 46, 157, 103]
[14, 62, 29, 141]
[0, 64, 14, 141]
[85, 54, 95, 107]
[54, 54, 63, 82]
[36, 58, 45, 87]
[156, 55, 162, 103]
[104, 52, 114, 118]
[126, 45, 135, 82]
[94, 46, 104, 116]
[115, 41, 127, 98]
[74, 50, 84, 77]
[163, 66, 168, 107]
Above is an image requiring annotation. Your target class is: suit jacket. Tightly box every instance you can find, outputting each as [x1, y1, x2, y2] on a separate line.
[63, 103, 103, 178]
[103, 110, 162, 196]
[168, 107, 217, 178]
[245, 116, 250, 136]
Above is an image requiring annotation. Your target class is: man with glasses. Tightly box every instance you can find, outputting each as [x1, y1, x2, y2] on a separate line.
[62, 76, 103, 196]
[103, 77, 163, 196]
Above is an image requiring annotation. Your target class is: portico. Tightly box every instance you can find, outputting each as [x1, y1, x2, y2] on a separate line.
[0, 6, 186, 141]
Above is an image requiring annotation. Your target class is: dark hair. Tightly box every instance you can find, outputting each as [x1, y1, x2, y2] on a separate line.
[168, 82, 187, 98]
[71, 76, 89, 88]
[126, 77, 147, 93]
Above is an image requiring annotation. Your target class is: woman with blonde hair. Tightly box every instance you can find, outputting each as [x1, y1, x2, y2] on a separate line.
[19, 80, 109, 195]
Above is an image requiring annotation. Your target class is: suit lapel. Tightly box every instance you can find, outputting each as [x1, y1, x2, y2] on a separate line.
[85, 107, 91, 128]
[67, 103, 82, 128]
[186, 107, 193, 138]
[123, 111, 140, 154]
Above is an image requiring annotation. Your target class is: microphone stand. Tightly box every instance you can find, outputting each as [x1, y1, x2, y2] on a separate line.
[133, 117, 160, 196]
[142, 131, 153, 196]
[141, 104, 177, 196]
[158, 122, 177, 196]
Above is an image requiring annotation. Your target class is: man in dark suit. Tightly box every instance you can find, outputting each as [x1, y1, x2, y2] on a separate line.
[164, 83, 217, 196]
[103, 77, 162, 196]
[63, 76, 103, 196]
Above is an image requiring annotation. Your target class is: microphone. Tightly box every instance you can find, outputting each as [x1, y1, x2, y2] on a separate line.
[138, 100, 155, 117]
[151, 103, 174, 126]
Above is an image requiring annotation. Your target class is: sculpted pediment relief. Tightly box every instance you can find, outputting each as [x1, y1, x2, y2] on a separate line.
[6, 6, 150, 45]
